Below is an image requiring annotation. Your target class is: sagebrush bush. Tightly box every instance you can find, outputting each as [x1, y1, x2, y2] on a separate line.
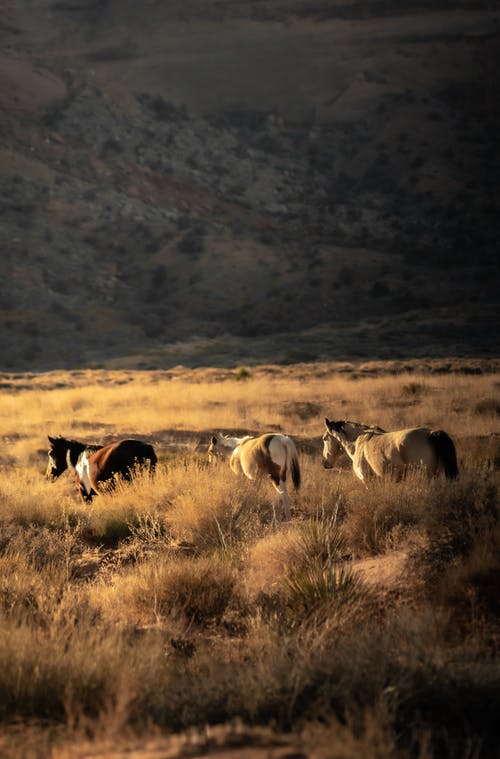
[339, 474, 431, 556]
[0, 467, 72, 528]
[165, 460, 264, 551]
[90, 554, 239, 628]
[0, 616, 133, 722]
[474, 397, 500, 417]
[414, 472, 500, 633]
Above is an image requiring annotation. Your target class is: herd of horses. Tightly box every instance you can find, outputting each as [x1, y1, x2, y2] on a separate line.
[46, 417, 459, 520]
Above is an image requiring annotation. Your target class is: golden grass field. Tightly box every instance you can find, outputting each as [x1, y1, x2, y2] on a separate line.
[0, 359, 499, 758]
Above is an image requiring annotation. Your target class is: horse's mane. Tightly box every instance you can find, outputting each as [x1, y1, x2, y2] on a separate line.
[217, 434, 251, 449]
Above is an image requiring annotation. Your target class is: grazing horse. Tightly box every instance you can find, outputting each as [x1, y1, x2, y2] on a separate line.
[208, 433, 301, 520]
[322, 419, 385, 469]
[323, 418, 458, 483]
[47, 435, 157, 501]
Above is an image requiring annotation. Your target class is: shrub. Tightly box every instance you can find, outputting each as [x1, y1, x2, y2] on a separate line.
[0, 616, 137, 722]
[283, 511, 360, 619]
[166, 463, 262, 551]
[234, 367, 251, 381]
[474, 398, 500, 416]
[91, 554, 238, 628]
[401, 381, 428, 397]
[415, 472, 500, 631]
[340, 476, 428, 556]
[284, 564, 358, 619]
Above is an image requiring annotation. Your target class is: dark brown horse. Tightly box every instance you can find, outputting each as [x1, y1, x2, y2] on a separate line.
[47, 435, 157, 501]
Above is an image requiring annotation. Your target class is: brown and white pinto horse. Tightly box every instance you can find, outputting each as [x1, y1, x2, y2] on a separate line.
[208, 433, 301, 520]
[47, 436, 157, 501]
[323, 418, 458, 483]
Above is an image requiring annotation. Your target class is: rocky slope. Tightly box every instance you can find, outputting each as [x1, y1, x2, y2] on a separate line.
[1, 0, 499, 369]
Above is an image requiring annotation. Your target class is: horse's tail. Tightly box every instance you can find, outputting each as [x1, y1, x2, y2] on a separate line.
[287, 439, 301, 491]
[429, 430, 458, 479]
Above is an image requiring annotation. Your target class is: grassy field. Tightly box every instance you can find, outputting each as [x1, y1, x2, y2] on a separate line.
[0, 360, 499, 758]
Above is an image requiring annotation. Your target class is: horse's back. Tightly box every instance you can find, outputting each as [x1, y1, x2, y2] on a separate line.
[255, 433, 297, 460]
[90, 439, 157, 475]
[238, 434, 276, 476]
[394, 427, 444, 466]
[261, 434, 300, 488]
[238, 433, 299, 484]
[363, 427, 456, 476]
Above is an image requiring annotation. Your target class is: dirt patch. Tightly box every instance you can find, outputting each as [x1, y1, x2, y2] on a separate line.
[352, 549, 411, 594]
[52, 725, 309, 759]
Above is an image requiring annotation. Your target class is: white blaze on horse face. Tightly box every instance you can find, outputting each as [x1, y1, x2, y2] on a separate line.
[322, 434, 333, 467]
[322, 433, 342, 468]
[47, 453, 57, 477]
[208, 435, 239, 463]
[75, 451, 93, 496]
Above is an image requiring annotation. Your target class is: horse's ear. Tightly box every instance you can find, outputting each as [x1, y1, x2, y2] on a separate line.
[211, 435, 217, 445]
[48, 435, 56, 445]
[325, 418, 332, 429]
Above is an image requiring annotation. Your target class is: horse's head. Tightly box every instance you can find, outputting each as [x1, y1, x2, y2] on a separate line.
[46, 435, 70, 479]
[208, 434, 240, 463]
[208, 435, 221, 464]
[322, 418, 346, 468]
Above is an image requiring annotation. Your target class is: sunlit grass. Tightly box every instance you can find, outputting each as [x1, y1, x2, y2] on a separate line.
[0, 362, 498, 757]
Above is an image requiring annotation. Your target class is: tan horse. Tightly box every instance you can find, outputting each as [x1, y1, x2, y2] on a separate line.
[208, 433, 301, 520]
[322, 419, 385, 469]
[324, 418, 458, 483]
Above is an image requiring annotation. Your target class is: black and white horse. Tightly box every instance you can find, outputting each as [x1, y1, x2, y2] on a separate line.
[47, 435, 157, 501]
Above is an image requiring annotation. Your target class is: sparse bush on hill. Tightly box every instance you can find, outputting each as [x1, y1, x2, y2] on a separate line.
[177, 227, 205, 258]
[475, 397, 500, 417]
[234, 366, 251, 381]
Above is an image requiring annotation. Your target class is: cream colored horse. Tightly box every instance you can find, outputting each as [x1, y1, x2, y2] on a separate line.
[322, 419, 385, 469]
[208, 433, 301, 520]
[324, 418, 458, 482]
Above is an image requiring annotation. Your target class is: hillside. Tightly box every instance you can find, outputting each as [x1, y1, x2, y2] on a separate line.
[1, 0, 499, 370]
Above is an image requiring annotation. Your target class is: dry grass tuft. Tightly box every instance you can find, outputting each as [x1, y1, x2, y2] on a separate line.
[474, 397, 500, 417]
[165, 460, 265, 551]
[339, 474, 430, 557]
[90, 554, 239, 628]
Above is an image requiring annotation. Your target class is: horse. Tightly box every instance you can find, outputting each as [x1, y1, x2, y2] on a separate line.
[322, 419, 386, 469]
[46, 435, 157, 501]
[208, 433, 301, 520]
[323, 418, 458, 483]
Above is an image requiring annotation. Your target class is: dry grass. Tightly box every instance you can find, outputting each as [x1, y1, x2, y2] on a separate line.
[0, 360, 499, 758]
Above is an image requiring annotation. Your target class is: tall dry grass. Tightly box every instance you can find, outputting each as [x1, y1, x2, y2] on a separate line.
[0, 362, 498, 757]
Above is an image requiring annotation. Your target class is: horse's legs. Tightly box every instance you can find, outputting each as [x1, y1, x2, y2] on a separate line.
[280, 484, 291, 520]
[270, 476, 291, 520]
[79, 482, 94, 502]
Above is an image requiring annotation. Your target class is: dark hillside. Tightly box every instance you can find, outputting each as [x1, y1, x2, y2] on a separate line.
[1, 0, 499, 369]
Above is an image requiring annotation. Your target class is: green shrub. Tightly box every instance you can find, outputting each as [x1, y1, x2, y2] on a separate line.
[283, 511, 360, 619]
[234, 367, 251, 381]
